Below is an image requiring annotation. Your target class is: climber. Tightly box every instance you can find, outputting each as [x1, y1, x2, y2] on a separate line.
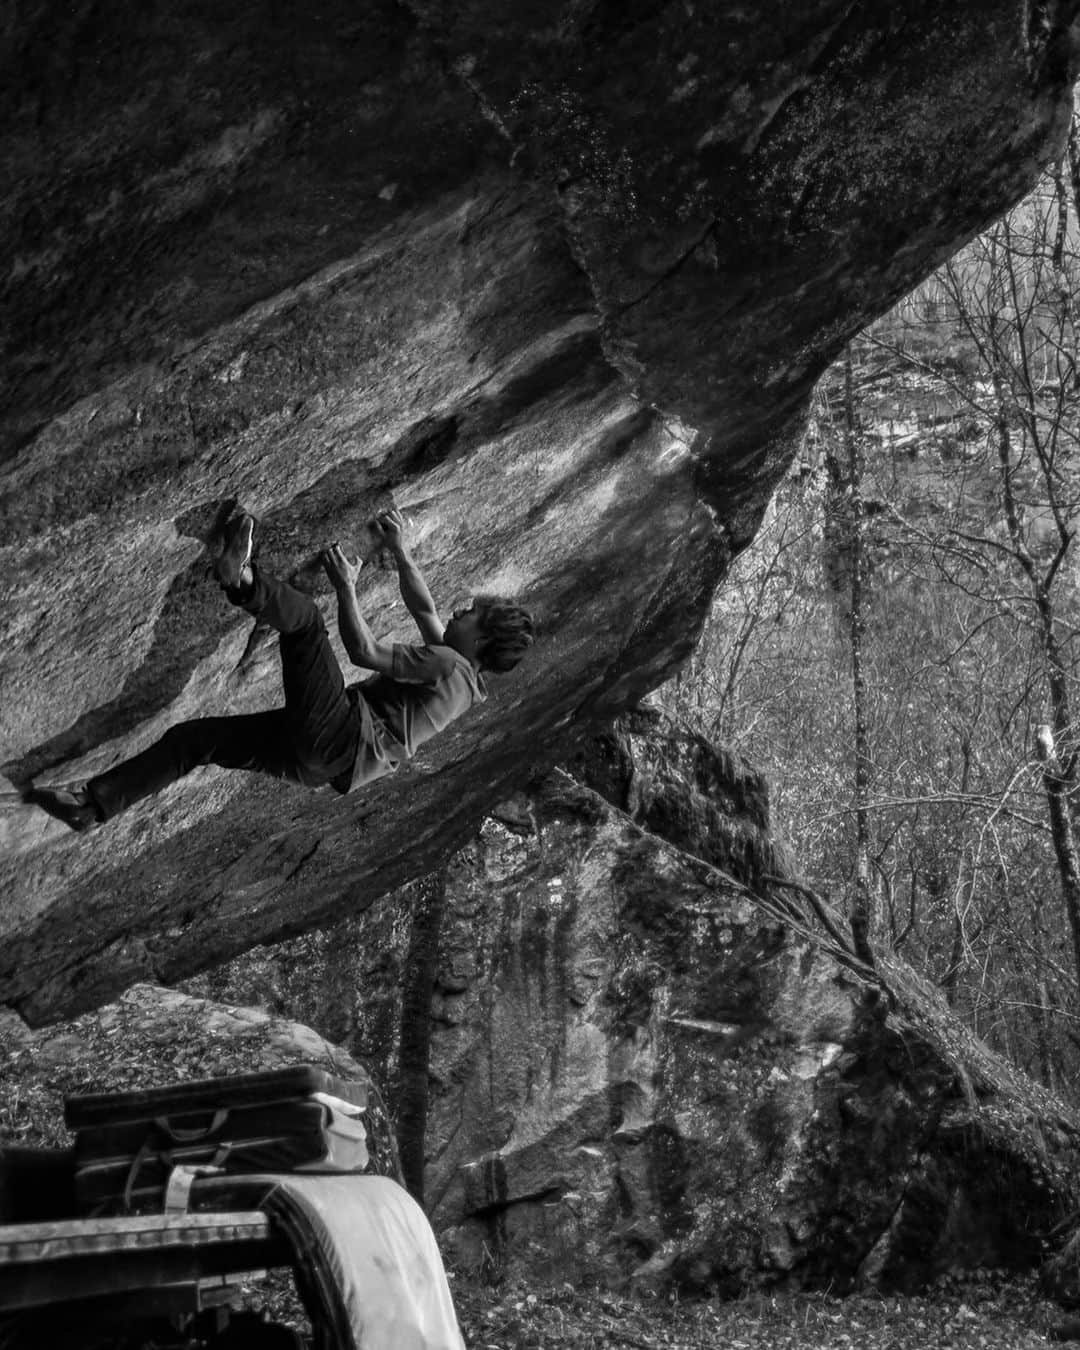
[28, 508, 534, 832]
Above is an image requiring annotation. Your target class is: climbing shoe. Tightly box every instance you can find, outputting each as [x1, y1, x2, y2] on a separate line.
[215, 512, 255, 589]
[28, 785, 101, 833]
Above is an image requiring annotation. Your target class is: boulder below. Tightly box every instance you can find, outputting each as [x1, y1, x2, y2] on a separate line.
[195, 710, 1080, 1292]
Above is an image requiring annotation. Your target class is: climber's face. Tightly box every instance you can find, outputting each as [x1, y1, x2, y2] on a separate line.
[443, 598, 481, 656]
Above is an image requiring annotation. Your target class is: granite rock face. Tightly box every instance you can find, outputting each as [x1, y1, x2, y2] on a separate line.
[3, 2, 1079, 1021]
[414, 714, 1080, 1290]
[200, 710, 1080, 1291]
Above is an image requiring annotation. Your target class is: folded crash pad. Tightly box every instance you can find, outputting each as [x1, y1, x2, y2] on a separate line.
[194, 1173, 466, 1350]
[65, 1067, 369, 1215]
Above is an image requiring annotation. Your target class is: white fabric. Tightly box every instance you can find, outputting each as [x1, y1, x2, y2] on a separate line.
[293, 1105, 369, 1173]
[163, 1162, 222, 1214]
[225, 1174, 465, 1350]
[309, 1091, 366, 1118]
[322, 1175, 465, 1350]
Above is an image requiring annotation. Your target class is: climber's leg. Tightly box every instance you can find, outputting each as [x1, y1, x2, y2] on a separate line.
[224, 559, 358, 784]
[29, 514, 358, 831]
[83, 710, 298, 822]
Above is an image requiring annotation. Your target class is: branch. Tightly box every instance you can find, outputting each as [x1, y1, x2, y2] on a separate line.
[805, 793, 1051, 834]
[759, 873, 863, 964]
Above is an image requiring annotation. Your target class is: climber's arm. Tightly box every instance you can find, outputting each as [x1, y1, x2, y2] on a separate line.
[373, 509, 446, 645]
[335, 587, 396, 675]
[322, 544, 396, 676]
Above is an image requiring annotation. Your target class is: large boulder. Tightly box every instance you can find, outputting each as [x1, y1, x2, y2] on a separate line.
[2, 2, 1078, 1021]
[195, 710, 1080, 1292]
[423, 714, 1080, 1290]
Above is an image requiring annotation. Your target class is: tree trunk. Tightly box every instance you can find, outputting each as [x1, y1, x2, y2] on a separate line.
[396, 870, 447, 1205]
[1035, 726, 1080, 998]
[988, 272, 1080, 996]
[1030, 876, 1058, 1091]
[943, 900, 965, 1009]
[844, 344, 876, 966]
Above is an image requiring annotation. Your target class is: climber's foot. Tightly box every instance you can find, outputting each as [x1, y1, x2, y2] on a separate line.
[215, 513, 255, 589]
[28, 785, 100, 833]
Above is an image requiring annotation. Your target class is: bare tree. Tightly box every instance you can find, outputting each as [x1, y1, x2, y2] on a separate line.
[669, 132, 1080, 1089]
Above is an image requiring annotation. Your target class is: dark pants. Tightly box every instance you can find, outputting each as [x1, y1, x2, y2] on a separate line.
[88, 569, 359, 821]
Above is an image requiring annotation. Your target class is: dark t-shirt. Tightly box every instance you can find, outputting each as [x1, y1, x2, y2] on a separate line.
[344, 643, 486, 791]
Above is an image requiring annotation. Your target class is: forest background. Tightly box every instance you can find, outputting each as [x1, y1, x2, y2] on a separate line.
[657, 114, 1080, 1101]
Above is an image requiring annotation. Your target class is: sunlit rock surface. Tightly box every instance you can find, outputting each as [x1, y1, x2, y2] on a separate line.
[3, 1, 1078, 1021]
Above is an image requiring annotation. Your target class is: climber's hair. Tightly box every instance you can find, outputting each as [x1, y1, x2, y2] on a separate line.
[473, 595, 535, 673]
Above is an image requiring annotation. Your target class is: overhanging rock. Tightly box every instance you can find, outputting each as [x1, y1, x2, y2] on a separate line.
[2, 1, 1079, 1022]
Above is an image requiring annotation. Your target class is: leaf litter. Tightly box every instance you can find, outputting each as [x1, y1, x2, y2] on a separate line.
[448, 1272, 1076, 1350]
[2, 1007, 1077, 1347]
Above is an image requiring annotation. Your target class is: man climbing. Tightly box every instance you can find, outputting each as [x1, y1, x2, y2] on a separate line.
[29, 509, 534, 831]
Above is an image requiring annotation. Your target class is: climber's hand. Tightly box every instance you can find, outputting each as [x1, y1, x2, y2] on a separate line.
[372, 507, 408, 554]
[321, 542, 364, 592]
